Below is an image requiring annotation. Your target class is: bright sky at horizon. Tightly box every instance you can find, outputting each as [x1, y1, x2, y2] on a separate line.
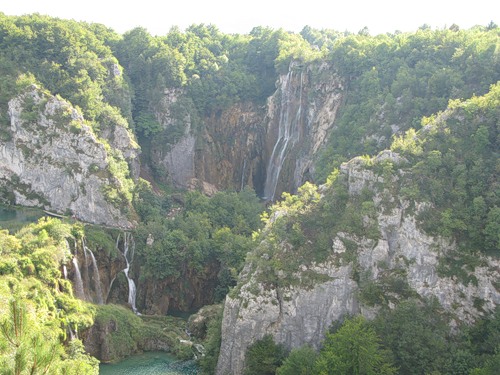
[1, 0, 498, 36]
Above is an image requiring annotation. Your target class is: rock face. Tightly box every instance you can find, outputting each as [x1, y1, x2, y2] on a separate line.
[262, 62, 344, 200]
[216, 151, 500, 375]
[149, 89, 267, 192]
[0, 86, 137, 228]
[137, 262, 219, 315]
[195, 102, 267, 193]
[148, 62, 344, 198]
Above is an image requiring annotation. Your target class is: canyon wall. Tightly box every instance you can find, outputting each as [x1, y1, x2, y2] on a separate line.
[216, 150, 500, 375]
[0, 85, 138, 228]
[148, 62, 344, 198]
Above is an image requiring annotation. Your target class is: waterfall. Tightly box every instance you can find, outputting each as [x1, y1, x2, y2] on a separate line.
[83, 239, 104, 305]
[82, 242, 91, 299]
[106, 233, 121, 303]
[263, 66, 304, 201]
[63, 265, 68, 279]
[72, 257, 85, 300]
[121, 232, 138, 314]
[240, 158, 247, 191]
[106, 275, 116, 303]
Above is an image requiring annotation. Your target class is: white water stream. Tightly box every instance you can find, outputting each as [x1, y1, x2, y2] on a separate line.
[72, 257, 85, 300]
[83, 239, 104, 304]
[263, 67, 304, 200]
[119, 232, 138, 314]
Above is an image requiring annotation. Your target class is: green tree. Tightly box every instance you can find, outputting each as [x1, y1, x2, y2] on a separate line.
[276, 345, 317, 375]
[0, 298, 60, 375]
[244, 334, 286, 375]
[373, 300, 449, 374]
[315, 315, 396, 375]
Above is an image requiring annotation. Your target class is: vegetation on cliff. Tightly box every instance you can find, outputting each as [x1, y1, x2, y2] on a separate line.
[315, 24, 500, 180]
[0, 11, 499, 374]
[0, 218, 98, 373]
[222, 78, 499, 375]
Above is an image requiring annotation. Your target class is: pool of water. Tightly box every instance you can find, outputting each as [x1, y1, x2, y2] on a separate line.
[0, 205, 44, 232]
[99, 352, 199, 375]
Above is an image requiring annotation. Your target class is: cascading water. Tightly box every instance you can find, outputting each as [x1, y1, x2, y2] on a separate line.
[82, 242, 91, 300]
[63, 265, 68, 279]
[83, 239, 104, 304]
[263, 65, 304, 201]
[120, 232, 138, 314]
[240, 158, 247, 191]
[72, 257, 86, 300]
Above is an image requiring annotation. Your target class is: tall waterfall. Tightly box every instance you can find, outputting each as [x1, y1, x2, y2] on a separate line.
[118, 232, 138, 314]
[263, 67, 304, 201]
[240, 158, 247, 191]
[83, 239, 104, 304]
[72, 257, 85, 300]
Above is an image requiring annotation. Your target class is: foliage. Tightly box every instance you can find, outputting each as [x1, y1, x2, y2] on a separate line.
[0, 13, 132, 125]
[0, 298, 61, 374]
[393, 83, 500, 257]
[244, 334, 286, 375]
[198, 306, 223, 374]
[92, 304, 190, 362]
[134, 185, 263, 302]
[315, 315, 396, 375]
[276, 345, 317, 375]
[372, 299, 451, 375]
[0, 218, 97, 374]
[316, 25, 500, 182]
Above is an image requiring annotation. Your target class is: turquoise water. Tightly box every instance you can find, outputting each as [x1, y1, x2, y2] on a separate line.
[99, 352, 199, 375]
[0, 205, 44, 232]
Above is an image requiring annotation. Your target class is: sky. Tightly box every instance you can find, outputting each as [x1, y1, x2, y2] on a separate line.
[1, 0, 499, 36]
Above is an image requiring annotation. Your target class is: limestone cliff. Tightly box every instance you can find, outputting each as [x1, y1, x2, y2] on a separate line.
[216, 150, 500, 375]
[262, 62, 344, 200]
[0, 85, 137, 228]
[147, 62, 343, 197]
[148, 88, 196, 188]
[149, 88, 267, 192]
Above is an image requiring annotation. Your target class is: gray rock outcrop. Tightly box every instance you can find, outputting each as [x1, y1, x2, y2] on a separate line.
[216, 150, 500, 375]
[0, 85, 136, 228]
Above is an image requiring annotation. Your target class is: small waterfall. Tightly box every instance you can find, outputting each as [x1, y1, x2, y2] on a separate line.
[121, 232, 138, 314]
[68, 325, 78, 340]
[62, 239, 70, 279]
[83, 239, 104, 305]
[240, 158, 247, 191]
[82, 243, 91, 298]
[263, 65, 304, 201]
[106, 275, 116, 303]
[72, 257, 85, 300]
[106, 233, 122, 303]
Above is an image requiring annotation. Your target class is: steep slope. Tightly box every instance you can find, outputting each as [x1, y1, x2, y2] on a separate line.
[147, 62, 344, 197]
[0, 85, 138, 228]
[261, 62, 344, 199]
[216, 83, 500, 375]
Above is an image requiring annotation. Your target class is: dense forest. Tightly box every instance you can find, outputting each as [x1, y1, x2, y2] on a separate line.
[0, 12, 499, 374]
